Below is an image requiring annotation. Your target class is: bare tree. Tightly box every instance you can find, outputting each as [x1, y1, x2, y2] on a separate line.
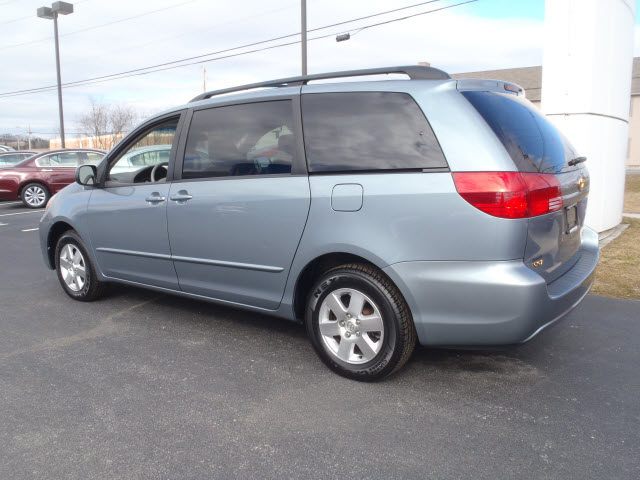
[78, 97, 110, 149]
[77, 97, 137, 150]
[109, 104, 137, 148]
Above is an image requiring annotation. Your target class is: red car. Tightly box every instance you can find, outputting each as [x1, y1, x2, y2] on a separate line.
[0, 148, 105, 208]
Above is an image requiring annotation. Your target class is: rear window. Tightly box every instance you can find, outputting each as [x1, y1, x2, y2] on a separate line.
[462, 91, 579, 173]
[302, 92, 447, 172]
[0, 153, 31, 165]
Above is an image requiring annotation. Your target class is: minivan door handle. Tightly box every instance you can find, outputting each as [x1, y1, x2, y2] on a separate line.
[145, 193, 166, 204]
[169, 190, 193, 203]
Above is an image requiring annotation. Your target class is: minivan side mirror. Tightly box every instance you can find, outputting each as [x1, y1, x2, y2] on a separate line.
[76, 164, 97, 186]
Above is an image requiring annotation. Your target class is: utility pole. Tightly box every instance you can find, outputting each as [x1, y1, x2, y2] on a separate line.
[301, 0, 307, 75]
[28, 125, 32, 150]
[203, 65, 206, 93]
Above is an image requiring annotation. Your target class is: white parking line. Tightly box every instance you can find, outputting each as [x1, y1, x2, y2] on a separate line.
[0, 211, 41, 217]
[0, 201, 23, 206]
[0, 222, 7, 226]
[21, 228, 39, 232]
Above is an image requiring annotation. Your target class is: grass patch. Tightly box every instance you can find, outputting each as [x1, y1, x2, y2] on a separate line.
[591, 218, 640, 300]
[624, 174, 640, 213]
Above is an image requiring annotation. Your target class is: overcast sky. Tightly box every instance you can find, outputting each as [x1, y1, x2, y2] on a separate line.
[0, 0, 638, 139]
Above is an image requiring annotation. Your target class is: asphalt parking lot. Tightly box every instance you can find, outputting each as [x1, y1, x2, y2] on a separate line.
[0, 200, 638, 479]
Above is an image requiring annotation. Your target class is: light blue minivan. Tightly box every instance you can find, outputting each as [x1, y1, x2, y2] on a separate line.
[40, 66, 598, 380]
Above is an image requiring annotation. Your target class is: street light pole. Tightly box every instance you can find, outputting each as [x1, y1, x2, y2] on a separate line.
[37, 2, 74, 149]
[52, 11, 66, 148]
[301, 0, 307, 75]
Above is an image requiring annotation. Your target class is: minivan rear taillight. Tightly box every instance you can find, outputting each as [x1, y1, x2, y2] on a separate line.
[452, 172, 563, 219]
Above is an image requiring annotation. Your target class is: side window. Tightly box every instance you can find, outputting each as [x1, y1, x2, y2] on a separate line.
[107, 119, 178, 183]
[83, 152, 105, 165]
[128, 153, 145, 166]
[143, 149, 171, 166]
[302, 92, 447, 172]
[37, 154, 53, 166]
[182, 100, 295, 179]
[38, 152, 80, 167]
[55, 152, 80, 166]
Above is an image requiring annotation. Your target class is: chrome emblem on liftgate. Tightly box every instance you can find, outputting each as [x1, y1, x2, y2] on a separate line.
[577, 177, 585, 191]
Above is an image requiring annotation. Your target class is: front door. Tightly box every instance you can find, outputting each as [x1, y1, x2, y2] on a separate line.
[167, 99, 310, 309]
[35, 151, 79, 193]
[87, 116, 182, 290]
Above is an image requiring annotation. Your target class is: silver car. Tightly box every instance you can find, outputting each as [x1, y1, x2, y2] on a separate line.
[39, 66, 599, 380]
[109, 144, 172, 175]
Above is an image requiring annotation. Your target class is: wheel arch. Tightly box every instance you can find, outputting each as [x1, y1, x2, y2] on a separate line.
[47, 220, 76, 268]
[292, 251, 385, 321]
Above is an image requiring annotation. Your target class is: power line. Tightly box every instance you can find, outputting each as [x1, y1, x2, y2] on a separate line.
[104, 2, 300, 56]
[1, 0, 476, 98]
[0, 0, 435, 49]
[0, 0, 477, 99]
[2, 0, 450, 96]
[0, 0, 195, 49]
[0, 14, 31, 26]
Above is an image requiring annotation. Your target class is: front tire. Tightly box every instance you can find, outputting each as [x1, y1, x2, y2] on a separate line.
[21, 182, 50, 208]
[55, 230, 106, 301]
[305, 263, 416, 381]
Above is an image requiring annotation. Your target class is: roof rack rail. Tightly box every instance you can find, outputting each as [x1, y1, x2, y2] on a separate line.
[189, 65, 451, 103]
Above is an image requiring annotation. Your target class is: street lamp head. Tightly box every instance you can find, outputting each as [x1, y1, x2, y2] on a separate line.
[52, 2, 74, 15]
[36, 6, 55, 20]
[336, 33, 351, 42]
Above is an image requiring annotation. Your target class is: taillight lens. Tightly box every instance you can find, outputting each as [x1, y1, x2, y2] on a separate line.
[520, 173, 563, 216]
[452, 172, 564, 219]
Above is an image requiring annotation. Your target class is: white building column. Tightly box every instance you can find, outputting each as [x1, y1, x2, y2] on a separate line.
[541, 0, 636, 232]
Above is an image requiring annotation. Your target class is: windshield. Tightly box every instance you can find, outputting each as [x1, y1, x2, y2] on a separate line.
[462, 91, 580, 173]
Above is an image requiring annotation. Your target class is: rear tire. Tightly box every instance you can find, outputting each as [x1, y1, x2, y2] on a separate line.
[305, 263, 416, 381]
[21, 182, 50, 209]
[55, 230, 106, 301]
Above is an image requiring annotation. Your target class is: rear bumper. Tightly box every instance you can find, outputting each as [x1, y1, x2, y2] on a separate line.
[383, 226, 599, 346]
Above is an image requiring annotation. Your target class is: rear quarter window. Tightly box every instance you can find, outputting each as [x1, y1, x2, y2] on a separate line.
[302, 92, 447, 172]
[462, 91, 579, 173]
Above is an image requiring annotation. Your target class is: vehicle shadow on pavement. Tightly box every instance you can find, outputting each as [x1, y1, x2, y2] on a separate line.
[102, 285, 640, 388]
[104, 283, 558, 384]
[106, 283, 309, 341]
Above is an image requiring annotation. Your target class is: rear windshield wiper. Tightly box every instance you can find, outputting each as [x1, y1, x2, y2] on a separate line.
[568, 156, 587, 166]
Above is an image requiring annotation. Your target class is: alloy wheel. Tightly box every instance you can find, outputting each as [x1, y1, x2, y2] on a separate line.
[23, 185, 46, 207]
[59, 244, 87, 292]
[318, 288, 385, 364]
